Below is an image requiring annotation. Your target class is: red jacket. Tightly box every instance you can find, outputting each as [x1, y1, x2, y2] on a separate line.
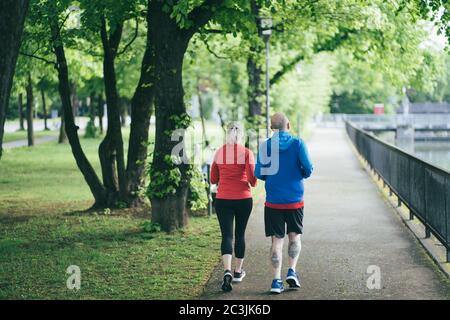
[210, 144, 257, 200]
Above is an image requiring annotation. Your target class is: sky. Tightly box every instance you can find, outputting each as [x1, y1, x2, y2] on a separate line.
[420, 22, 448, 51]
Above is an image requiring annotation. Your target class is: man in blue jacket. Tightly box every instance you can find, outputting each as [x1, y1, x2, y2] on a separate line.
[255, 112, 313, 294]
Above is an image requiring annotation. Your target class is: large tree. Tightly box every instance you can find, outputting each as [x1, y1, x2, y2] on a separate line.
[141, 0, 273, 231]
[0, 0, 30, 158]
[80, 0, 141, 205]
[146, 0, 223, 231]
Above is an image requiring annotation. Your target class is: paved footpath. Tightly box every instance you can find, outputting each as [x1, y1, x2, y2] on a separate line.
[202, 127, 450, 300]
[3, 136, 57, 149]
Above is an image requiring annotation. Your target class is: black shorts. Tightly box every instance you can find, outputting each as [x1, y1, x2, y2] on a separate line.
[264, 206, 304, 238]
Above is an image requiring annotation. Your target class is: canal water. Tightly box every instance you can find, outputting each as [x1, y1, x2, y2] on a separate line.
[375, 132, 450, 172]
[414, 142, 450, 171]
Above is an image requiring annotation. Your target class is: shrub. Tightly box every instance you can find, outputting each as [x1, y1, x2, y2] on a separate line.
[142, 221, 161, 233]
[84, 119, 98, 138]
[188, 166, 208, 213]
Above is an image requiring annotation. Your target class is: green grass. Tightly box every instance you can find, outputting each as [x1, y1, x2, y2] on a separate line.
[0, 121, 224, 299]
[0, 135, 104, 210]
[0, 211, 220, 299]
[3, 130, 58, 143]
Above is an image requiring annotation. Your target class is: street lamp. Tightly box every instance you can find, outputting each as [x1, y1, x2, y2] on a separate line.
[259, 17, 272, 138]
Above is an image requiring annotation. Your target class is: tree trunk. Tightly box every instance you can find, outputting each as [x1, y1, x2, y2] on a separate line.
[49, 12, 106, 207]
[0, 0, 29, 158]
[97, 93, 104, 134]
[41, 89, 49, 130]
[26, 73, 34, 146]
[125, 2, 157, 208]
[18, 93, 25, 131]
[152, 187, 189, 231]
[197, 81, 208, 147]
[70, 82, 79, 117]
[98, 16, 127, 206]
[88, 92, 96, 123]
[58, 108, 67, 143]
[247, 0, 263, 119]
[148, 2, 193, 232]
[247, 56, 263, 117]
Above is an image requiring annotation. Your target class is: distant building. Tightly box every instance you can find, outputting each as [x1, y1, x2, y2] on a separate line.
[373, 103, 385, 114]
[396, 102, 450, 114]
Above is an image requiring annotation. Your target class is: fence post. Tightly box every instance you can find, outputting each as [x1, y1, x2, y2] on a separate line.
[447, 249, 450, 263]
[397, 198, 401, 207]
[409, 210, 414, 220]
[425, 227, 431, 238]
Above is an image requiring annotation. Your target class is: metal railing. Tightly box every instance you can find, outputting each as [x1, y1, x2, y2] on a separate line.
[346, 121, 450, 262]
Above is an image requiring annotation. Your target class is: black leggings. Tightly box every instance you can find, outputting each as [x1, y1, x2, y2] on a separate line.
[215, 198, 253, 259]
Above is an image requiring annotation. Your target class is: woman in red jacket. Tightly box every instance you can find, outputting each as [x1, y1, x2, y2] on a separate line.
[210, 122, 257, 292]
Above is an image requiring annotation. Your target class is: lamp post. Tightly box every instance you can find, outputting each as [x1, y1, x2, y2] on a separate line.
[259, 17, 272, 138]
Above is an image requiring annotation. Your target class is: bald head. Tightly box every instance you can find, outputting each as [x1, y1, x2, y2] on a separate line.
[271, 112, 290, 131]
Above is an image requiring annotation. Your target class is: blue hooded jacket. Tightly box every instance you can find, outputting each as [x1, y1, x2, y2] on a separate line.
[255, 131, 313, 205]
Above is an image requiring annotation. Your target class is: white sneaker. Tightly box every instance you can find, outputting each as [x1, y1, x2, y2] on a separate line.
[232, 270, 246, 283]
